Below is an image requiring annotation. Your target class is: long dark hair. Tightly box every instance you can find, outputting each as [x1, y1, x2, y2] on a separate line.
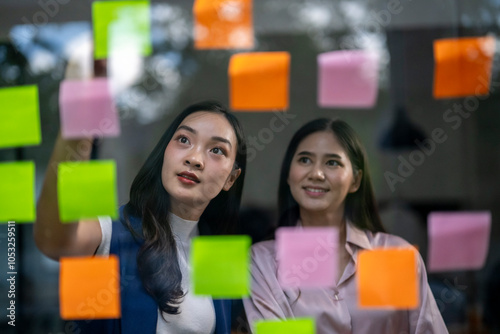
[123, 101, 247, 315]
[277, 118, 385, 233]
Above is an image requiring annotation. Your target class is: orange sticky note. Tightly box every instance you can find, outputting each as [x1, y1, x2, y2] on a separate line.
[194, 0, 253, 49]
[357, 248, 418, 309]
[433, 36, 495, 98]
[229, 52, 290, 111]
[60, 256, 121, 320]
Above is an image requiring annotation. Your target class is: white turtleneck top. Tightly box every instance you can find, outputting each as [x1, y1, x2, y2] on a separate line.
[96, 213, 216, 334]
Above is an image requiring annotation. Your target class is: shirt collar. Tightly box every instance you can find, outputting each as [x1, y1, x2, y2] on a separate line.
[296, 218, 373, 250]
[345, 220, 372, 250]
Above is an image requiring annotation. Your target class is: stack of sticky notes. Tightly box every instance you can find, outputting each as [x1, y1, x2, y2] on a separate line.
[229, 52, 290, 111]
[317, 50, 379, 108]
[427, 211, 491, 272]
[193, 0, 253, 49]
[60, 255, 121, 320]
[190, 235, 251, 298]
[59, 78, 121, 139]
[0, 85, 41, 223]
[357, 247, 419, 308]
[276, 227, 338, 288]
[57, 160, 118, 222]
[433, 36, 495, 98]
[92, 0, 152, 59]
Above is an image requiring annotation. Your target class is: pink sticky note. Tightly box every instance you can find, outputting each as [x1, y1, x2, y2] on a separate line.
[59, 78, 120, 139]
[317, 50, 379, 108]
[428, 211, 491, 272]
[276, 227, 338, 288]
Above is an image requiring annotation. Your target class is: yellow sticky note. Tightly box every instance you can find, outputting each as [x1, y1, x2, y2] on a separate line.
[255, 318, 316, 334]
[58, 160, 118, 222]
[0, 85, 41, 148]
[357, 247, 418, 308]
[191, 235, 251, 298]
[229, 52, 290, 111]
[0, 161, 35, 223]
[194, 0, 253, 49]
[92, 0, 152, 59]
[60, 256, 121, 320]
[433, 36, 495, 98]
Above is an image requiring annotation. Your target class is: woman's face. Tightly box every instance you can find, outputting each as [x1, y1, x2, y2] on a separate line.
[287, 131, 361, 216]
[162, 111, 241, 217]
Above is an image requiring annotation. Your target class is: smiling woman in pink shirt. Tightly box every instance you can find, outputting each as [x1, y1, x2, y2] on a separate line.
[243, 118, 448, 333]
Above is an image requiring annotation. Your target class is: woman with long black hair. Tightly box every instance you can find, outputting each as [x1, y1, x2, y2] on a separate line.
[35, 100, 247, 334]
[243, 118, 447, 333]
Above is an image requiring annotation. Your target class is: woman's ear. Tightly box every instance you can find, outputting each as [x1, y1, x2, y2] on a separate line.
[349, 169, 362, 193]
[223, 168, 242, 191]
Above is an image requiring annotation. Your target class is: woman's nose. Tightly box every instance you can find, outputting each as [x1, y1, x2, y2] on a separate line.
[185, 151, 204, 170]
[185, 158, 204, 169]
[309, 165, 325, 181]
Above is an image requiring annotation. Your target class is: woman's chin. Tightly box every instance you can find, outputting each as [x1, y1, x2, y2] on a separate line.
[298, 202, 330, 214]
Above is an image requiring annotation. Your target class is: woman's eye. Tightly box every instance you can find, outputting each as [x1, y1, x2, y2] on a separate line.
[211, 147, 226, 156]
[326, 160, 339, 166]
[298, 157, 311, 164]
[178, 136, 190, 144]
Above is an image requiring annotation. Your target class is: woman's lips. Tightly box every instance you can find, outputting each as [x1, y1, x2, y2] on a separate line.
[177, 171, 200, 185]
[303, 186, 328, 197]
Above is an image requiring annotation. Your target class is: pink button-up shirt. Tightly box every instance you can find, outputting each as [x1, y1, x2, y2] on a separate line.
[243, 222, 448, 333]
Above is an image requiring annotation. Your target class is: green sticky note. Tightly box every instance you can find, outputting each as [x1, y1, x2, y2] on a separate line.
[92, 0, 152, 59]
[58, 160, 118, 222]
[0, 161, 36, 223]
[191, 235, 251, 298]
[0, 86, 41, 148]
[255, 318, 316, 334]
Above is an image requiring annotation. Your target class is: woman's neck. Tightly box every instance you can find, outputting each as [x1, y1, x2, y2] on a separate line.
[299, 207, 345, 228]
[299, 207, 348, 252]
[170, 199, 207, 221]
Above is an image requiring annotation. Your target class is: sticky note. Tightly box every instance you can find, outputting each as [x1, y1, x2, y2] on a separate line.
[276, 227, 338, 288]
[0, 161, 35, 222]
[357, 247, 418, 308]
[433, 36, 495, 98]
[58, 160, 118, 222]
[191, 235, 250, 298]
[60, 255, 121, 320]
[229, 52, 290, 111]
[194, 0, 253, 49]
[92, 0, 152, 59]
[0, 85, 41, 148]
[427, 211, 491, 272]
[59, 78, 120, 139]
[317, 50, 379, 108]
[255, 318, 316, 334]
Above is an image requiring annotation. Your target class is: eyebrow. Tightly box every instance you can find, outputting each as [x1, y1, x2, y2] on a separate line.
[297, 151, 342, 159]
[177, 125, 196, 134]
[176, 125, 233, 148]
[212, 136, 232, 148]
